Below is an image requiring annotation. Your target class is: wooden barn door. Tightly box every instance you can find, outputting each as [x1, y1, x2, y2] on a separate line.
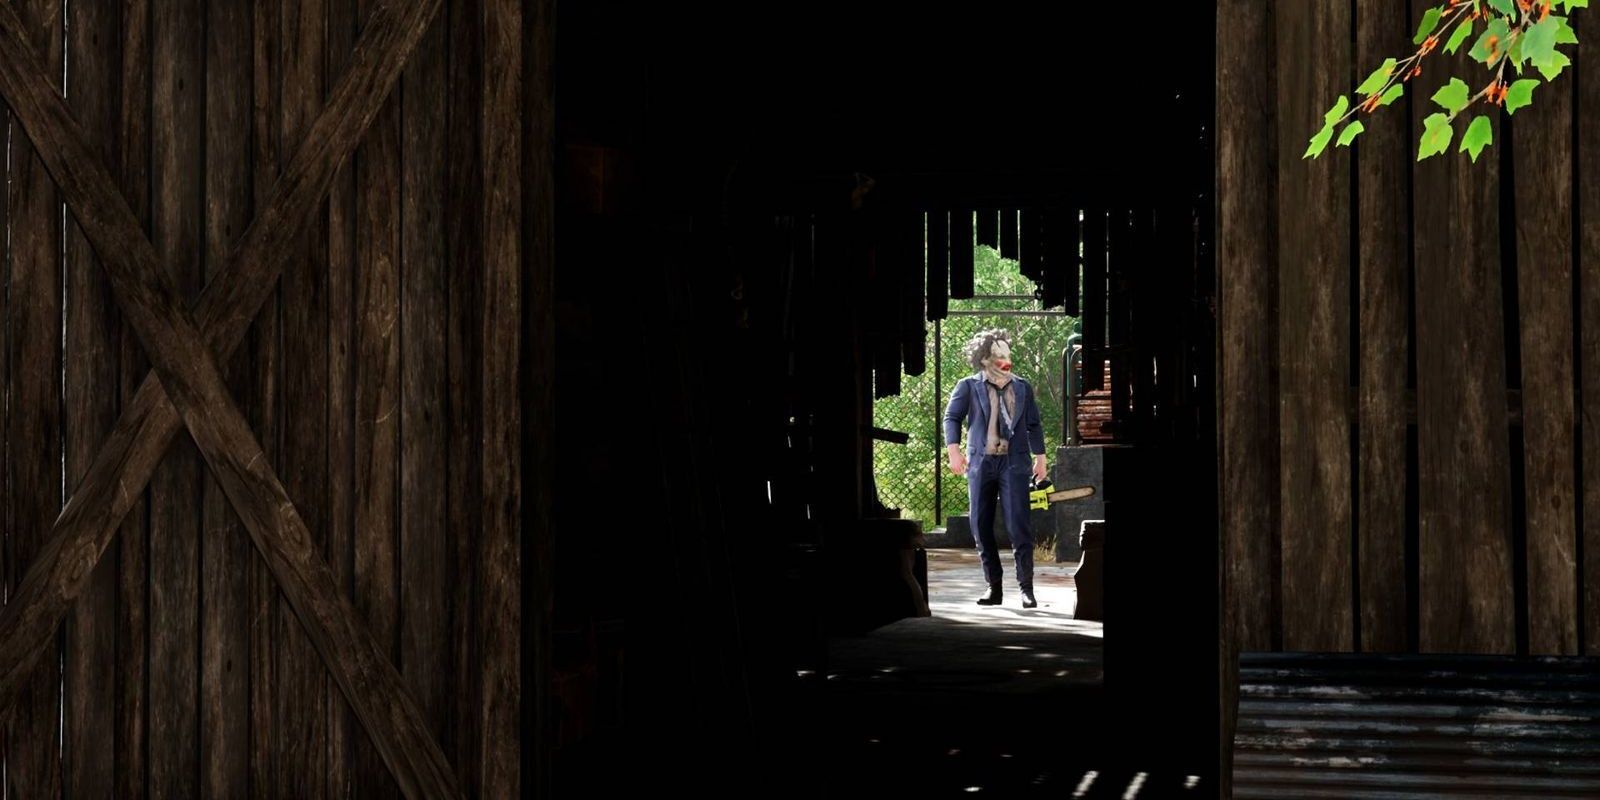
[0, 0, 548, 796]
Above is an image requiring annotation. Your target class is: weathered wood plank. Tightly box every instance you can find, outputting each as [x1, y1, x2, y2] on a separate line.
[1355, 0, 1410, 654]
[201, 0, 257, 795]
[277, 0, 333, 794]
[1000, 207, 1018, 260]
[149, 0, 205, 792]
[1218, 0, 1277, 667]
[1277, 0, 1351, 652]
[949, 208, 973, 305]
[353, 0, 405, 791]
[444, 0, 484, 789]
[1581, 7, 1600, 659]
[0, 0, 464, 789]
[1411, 8, 1515, 654]
[400, 2, 452, 764]
[0, 0, 447, 788]
[63, 0, 123, 793]
[927, 210, 948, 321]
[1083, 207, 1106, 392]
[249, 0, 281, 795]
[484, 0, 526, 791]
[4, 0, 64, 793]
[117, 0, 153, 794]
[326, 0, 358, 789]
[1513, 55, 1578, 656]
[976, 206, 997, 251]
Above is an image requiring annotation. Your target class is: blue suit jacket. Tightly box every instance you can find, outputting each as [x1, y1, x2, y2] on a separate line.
[943, 374, 1046, 460]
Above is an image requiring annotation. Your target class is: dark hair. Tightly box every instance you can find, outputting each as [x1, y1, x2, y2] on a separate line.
[963, 328, 1011, 372]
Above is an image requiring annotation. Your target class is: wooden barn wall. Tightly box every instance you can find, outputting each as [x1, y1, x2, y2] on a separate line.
[0, 0, 541, 796]
[1219, 0, 1600, 709]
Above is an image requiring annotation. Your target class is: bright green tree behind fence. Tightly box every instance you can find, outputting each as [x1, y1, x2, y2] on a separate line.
[872, 241, 1079, 531]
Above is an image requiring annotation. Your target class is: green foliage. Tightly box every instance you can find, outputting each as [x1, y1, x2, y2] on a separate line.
[872, 231, 1077, 531]
[1308, 2, 1582, 164]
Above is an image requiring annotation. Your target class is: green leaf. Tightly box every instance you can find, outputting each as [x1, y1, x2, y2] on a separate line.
[1471, 18, 1512, 63]
[1523, 16, 1561, 65]
[1306, 124, 1335, 159]
[1536, 49, 1572, 80]
[1460, 115, 1493, 162]
[1505, 78, 1540, 114]
[1555, 15, 1579, 44]
[1414, 7, 1444, 43]
[1432, 77, 1471, 113]
[1379, 84, 1405, 106]
[1419, 113, 1454, 160]
[1488, 0, 1517, 16]
[1324, 95, 1350, 126]
[1561, 0, 1588, 11]
[1357, 59, 1397, 96]
[1509, 33, 1526, 73]
[1446, 19, 1475, 53]
[1336, 121, 1365, 147]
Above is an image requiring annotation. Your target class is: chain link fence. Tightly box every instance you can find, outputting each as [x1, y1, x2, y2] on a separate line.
[872, 246, 1077, 531]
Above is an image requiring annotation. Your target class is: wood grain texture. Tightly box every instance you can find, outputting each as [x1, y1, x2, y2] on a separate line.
[250, 0, 281, 795]
[1355, 0, 1410, 654]
[353, 0, 404, 792]
[1513, 57, 1579, 656]
[116, 0, 153, 794]
[444, 0, 484, 789]
[1218, 0, 1278, 653]
[277, 0, 333, 793]
[484, 0, 524, 792]
[63, 0, 124, 793]
[4, 0, 64, 793]
[1581, 8, 1600, 657]
[400, 0, 453, 765]
[1411, 12, 1515, 654]
[148, 0, 205, 792]
[0, 1, 449, 795]
[202, 1, 257, 796]
[1276, 0, 1351, 652]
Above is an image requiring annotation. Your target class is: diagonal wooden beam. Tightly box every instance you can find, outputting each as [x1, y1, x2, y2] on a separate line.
[0, 0, 455, 796]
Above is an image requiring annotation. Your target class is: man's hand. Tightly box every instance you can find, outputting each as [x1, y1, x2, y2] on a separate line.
[949, 445, 967, 475]
[1032, 454, 1048, 483]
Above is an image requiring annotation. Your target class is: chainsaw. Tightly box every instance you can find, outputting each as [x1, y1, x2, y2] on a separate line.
[1028, 478, 1095, 511]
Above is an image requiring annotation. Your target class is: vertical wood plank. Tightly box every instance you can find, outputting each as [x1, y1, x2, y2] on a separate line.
[277, 0, 332, 794]
[149, 0, 205, 792]
[400, 0, 452, 762]
[1083, 207, 1106, 392]
[1514, 57, 1579, 656]
[1580, 8, 1600, 657]
[1277, 0, 1352, 652]
[1218, 0, 1278, 654]
[927, 210, 948, 321]
[1019, 208, 1041, 281]
[1412, 11, 1515, 655]
[949, 208, 973, 305]
[354, 0, 403, 791]
[5, 0, 65, 793]
[117, 0, 154, 793]
[485, 0, 526, 792]
[249, 0, 281, 795]
[975, 207, 997, 250]
[201, 0, 256, 795]
[1108, 209, 1131, 426]
[1356, 0, 1411, 654]
[444, 0, 484, 789]
[1000, 208, 1018, 260]
[325, 0, 358, 787]
[63, 0, 123, 793]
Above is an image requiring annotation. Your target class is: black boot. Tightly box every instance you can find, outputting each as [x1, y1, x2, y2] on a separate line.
[1020, 586, 1037, 609]
[976, 584, 1002, 605]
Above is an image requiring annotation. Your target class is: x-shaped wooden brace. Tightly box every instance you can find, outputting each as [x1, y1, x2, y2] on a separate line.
[0, 0, 463, 797]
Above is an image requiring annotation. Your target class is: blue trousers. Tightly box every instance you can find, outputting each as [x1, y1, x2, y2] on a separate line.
[967, 452, 1034, 591]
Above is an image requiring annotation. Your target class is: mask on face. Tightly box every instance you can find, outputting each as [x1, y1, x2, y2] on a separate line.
[984, 340, 1014, 386]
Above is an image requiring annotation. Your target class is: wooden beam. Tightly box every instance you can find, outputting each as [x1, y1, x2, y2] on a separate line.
[1514, 49, 1579, 656]
[0, 0, 452, 795]
[1580, 6, 1600, 658]
[1356, 0, 1411, 654]
[1277, 0, 1352, 652]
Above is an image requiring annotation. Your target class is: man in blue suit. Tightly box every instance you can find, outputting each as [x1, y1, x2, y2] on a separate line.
[944, 329, 1048, 608]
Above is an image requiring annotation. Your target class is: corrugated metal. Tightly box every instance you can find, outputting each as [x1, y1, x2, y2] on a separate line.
[1233, 653, 1600, 799]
